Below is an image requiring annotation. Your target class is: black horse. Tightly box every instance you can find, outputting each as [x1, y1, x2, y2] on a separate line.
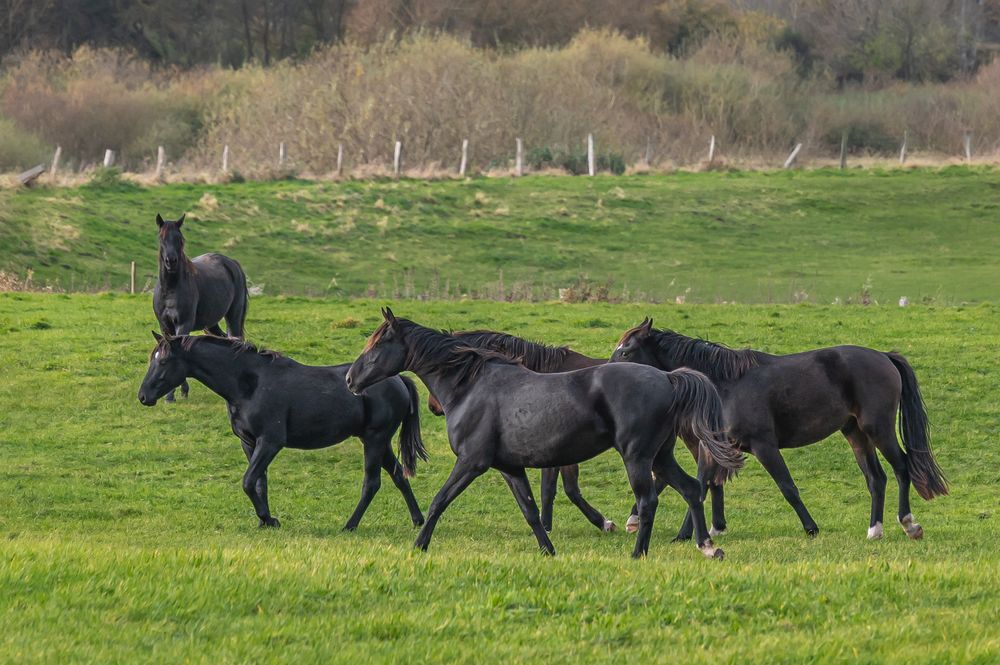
[153, 213, 249, 401]
[346, 309, 743, 559]
[138, 332, 427, 531]
[611, 318, 948, 541]
[426, 331, 613, 533]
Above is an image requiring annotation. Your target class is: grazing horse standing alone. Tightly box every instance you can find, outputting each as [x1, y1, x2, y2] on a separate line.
[426, 331, 613, 533]
[611, 318, 948, 541]
[347, 309, 744, 559]
[153, 213, 249, 401]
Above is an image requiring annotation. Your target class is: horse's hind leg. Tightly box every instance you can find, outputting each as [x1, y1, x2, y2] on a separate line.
[343, 438, 386, 531]
[865, 417, 922, 539]
[561, 465, 615, 532]
[381, 447, 424, 527]
[751, 440, 820, 536]
[501, 467, 556, 555]
[654, 451, 721, 559]
[414, 457, 488, 551]
[622, 456, 659, 558]
[539, 467, 558, 532]
[843, 419, 887, 539]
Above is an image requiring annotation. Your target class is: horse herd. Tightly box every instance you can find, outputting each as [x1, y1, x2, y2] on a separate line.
[138, 214, 949, 560]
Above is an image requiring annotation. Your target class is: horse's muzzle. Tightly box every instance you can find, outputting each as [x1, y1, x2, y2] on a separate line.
[138, 391, 157, 406]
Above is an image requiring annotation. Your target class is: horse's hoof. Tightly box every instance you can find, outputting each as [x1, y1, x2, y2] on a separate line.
[412, 517, 425, 527]
[899, 514, 923, 540]
[867, 522, 884, 540]
[541, 546, 556, 556]
[603, 520, 617, 533]
[258, 517, 280, 528]
[709, 526, 726, 537]
[342, 524, 357, 532]
[805, 526, 819, 538]
[712, 548, 725, 560]
[165, 395, 176, 403]
[672, 533, 693, 543]
[625, 515, 640, 533]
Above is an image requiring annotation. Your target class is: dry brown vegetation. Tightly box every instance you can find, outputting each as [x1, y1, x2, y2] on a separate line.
[3, 30, 1000, 177]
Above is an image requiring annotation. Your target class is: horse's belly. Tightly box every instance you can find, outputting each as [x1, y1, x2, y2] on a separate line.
[496, 414, 610, 468]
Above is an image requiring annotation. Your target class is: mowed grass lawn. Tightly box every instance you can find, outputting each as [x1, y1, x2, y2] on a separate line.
[1, 294, 998, 663]
[3, 167, 1000, 303]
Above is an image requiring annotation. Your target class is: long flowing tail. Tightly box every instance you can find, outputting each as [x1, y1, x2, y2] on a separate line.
[398, 375, 429, 477]
[667, 368, 744, 475]
[886, 352, 948, 499]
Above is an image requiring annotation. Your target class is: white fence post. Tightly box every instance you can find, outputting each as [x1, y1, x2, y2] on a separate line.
[279, 142, 287, 166]
[899, 131, 908, 165]
[515, 138, 523, 176]
[155, 146, 166, 179]
[459, 139, 468, 176]
[708, 135, 716, 164]
[103, 149, 114, 167]
[50, 146, 61, 177]
[839, 130, 848, 170]
[222, 145, 230, 173]
[130, 261, 136, 295]
[783, 143, 802, 169]
[393, 140, 402, 177]
[336, 143, 344, 177]
[644, 138, 653, 166]
[964, 131, 972, 162]
[587, 133, 595, 176]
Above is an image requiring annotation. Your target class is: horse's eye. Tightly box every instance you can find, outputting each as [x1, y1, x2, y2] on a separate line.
[158, 359, 167, 366]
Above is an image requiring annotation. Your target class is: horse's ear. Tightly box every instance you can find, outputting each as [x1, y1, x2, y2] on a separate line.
[156, 213, 164, 228]
[176, 214, 185, 228]
[382, 307, 397, 326]
[637, 317, 653, 338]
[152, 330, 163, 342]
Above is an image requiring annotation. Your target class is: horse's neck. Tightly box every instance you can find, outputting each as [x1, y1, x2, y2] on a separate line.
[655, 336, 735, 386]
[185, 344, 248, 404]
[563, 350, 605, 369]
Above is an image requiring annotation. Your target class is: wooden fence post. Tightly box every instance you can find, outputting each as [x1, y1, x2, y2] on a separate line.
[50, 146, 62, 177]
[964, 131, 972, 162]
[587, 133, 595, 176]
[155, 146, 166, 180]
[459, 139, 468, 176]
[515, 138, 523, 176]
[103, 149, 114, 167]
[839, 130, 848, 170]
[708, 135, 716, 164]
[279, 142, 287, 166]
[130, 261, 136, 295]
[899, 130, 908, 165]
[783, 143, 802, 169]
[336, 143, 344, 176]
[222, 145, 230, 173]
[393, 140, 402, 177]
[644, 138, 653, 166]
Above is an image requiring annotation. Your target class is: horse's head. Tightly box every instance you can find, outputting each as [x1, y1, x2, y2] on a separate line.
[138, 331, 189, 406]
[609, 317, 659, 367]
[346, 307, 408, 394]
[156, 213, 186, 274]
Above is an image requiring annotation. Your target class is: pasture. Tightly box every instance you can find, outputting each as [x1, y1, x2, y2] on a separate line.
[1, 294, 998, 663]
[4, 168, 1000, 303]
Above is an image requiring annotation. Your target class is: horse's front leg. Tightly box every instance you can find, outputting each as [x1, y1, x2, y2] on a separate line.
[243, 436, 282, 528]
[165, 320, 194, 401]
[343, 437, 387, 531]
[501, 466, 556, 555]
[414, 456, 488, 552]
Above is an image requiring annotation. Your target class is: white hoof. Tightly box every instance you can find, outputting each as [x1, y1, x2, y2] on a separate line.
[699, 541, 724, 560]
[603, 520, 617, 533]
[625, 515, 640, 534]
[709, 526, 726, 538]
[899, 514, 923, 540]
[867, 522, 884, 540]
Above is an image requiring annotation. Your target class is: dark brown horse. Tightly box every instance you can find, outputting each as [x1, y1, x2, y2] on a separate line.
[611, 318, 948, 541]
[426, 331, 613, 533]
[346, 309, 744, 559]
[153, 213, 249, 401]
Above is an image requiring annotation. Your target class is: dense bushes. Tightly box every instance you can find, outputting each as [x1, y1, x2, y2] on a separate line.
[2, 32, 1000, 175]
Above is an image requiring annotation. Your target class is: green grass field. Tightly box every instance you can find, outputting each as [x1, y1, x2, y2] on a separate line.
[3, 168, 1000, 303]
[1, 294, 998, 663]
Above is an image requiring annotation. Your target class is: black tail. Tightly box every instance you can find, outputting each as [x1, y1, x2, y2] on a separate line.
[886, 352, 948, 499]
[667, 368, 744, 477]
[398, 376, 429, 477]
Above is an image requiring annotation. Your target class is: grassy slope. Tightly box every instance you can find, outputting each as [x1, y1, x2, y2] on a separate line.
[2, 168, 1000, 303]
[1, 294, 998, 663]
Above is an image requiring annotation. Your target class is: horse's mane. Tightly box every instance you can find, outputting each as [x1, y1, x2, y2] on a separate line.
[156, 334, 282, 360]
[453, 330, 572, 373]
[619, 324, 758, 382]
[367, 320, 519, 387]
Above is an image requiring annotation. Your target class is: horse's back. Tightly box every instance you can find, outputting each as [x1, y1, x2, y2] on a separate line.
[189, 253, 247, 329]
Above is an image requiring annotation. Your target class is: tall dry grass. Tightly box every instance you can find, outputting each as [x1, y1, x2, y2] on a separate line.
[3, 32, 1000, 176]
